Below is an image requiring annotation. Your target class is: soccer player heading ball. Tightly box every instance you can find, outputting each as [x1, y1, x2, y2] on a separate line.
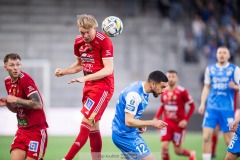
[55, 14, 114, 160]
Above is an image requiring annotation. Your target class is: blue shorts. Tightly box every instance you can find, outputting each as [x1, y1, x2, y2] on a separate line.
[227, 124, 240, 155]
[112, 131, 151, 160]
[202, 108, 234, 132]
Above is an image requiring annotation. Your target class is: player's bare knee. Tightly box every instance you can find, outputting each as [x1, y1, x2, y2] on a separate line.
[203, 134, 211, 143]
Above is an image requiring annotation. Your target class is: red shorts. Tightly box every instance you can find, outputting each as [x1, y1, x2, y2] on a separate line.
[11, 128, 48, 160]
[160, 121, 186, 147]
[81, 86, 113, 122]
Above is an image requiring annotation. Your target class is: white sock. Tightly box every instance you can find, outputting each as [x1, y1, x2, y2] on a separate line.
[202, 153, 211, 160]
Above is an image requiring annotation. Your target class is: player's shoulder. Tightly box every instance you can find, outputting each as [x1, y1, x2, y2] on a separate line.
[19, 72, 34, 82]
[124, 82, 143, 95]
[75, 35, 84, 44]
[4, 76, 11, 84]
[176, 85, 186, 92]
[229, 63, 239, 69]
[95, 31, 111, 42]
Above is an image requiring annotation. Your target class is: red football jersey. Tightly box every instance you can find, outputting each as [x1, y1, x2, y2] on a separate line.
[160, 85, 194, 122]
[74, 31, 114, 90]
[5, 71, 48, 130]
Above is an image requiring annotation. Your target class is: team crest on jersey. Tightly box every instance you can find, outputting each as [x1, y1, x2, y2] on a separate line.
[29, 141, 39, 152]
[84, 98, 95, 110]
[173, 95, 177, 100]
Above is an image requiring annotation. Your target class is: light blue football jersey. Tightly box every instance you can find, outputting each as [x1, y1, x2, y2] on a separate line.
[112, 81, 149, 137]
[206, 63, 237, 110]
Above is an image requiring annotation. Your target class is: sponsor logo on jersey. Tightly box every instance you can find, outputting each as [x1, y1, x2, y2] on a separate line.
[84, 98, 95, 110]
[138, 109, 144, 115]
[17, 118, 28, 126]
[130, 99, 135, 105]
[28, 86, 35, 92]
[105, 50, 111, 56]
[29, 141, 39, 152]
[126, 105, 135, 111]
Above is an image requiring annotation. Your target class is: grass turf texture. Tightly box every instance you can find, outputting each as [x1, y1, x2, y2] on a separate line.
[0, 132, 227, 160]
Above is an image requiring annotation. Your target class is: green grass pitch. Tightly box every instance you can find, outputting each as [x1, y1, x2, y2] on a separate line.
[0, 132, 227, 160]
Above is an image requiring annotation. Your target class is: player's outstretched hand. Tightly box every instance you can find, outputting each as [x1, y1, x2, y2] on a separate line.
[0, 97, 7, 107]
[55, 68, 65, 77]
[68, 77, 86, 84]
[152, 119, 168, 129]
[7, 95, 18, 103]
[138, 127, 147, 134]
[229, 120, 239, 132]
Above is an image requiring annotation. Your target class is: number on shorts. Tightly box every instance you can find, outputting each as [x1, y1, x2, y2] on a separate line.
[136, 144, 147, 154]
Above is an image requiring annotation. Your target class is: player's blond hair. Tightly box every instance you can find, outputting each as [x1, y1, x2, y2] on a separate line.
[77, 14, 98, 29]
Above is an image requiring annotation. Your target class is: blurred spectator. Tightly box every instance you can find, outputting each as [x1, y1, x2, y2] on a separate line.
[183, 34, 198, 63]
[158, 0, 170, 17]
[206, 15, 218, 40]
[192, 14, 206, 52]
[203, 38, 218, 64]
[169, 0, 183, 22]
[220, 1, 234, 26]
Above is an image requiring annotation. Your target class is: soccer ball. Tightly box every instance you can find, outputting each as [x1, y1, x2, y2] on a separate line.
[102, 16, 123, 37]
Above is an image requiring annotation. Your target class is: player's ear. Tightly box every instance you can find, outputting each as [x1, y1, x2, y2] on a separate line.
[3, 64, 7, 70]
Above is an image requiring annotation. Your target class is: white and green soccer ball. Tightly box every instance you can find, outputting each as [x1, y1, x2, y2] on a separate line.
[102, 16, 123, 37]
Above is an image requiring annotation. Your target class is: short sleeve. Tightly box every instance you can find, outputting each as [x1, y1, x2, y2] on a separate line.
[101, 37, 113, 59]
[124, 91, 141, 115]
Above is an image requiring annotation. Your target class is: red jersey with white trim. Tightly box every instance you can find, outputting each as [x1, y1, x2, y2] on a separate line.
[160, 85, 194, 122]
[5, 71, 48, 130]
[74, 31, 114, 90]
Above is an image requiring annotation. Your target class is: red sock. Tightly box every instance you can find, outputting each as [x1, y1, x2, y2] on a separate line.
[212, 134, 218, 155]
[89, 130, 102, 160]
[65, 122, 91, 160]
[162, 148, 169, 160]
[181, 149, 190, 156]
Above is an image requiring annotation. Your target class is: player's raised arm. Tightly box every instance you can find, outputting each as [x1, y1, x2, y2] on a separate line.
[55, 58, 83, 77]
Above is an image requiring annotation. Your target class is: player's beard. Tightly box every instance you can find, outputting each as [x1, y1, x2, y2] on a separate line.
[151, 89, 159, 98]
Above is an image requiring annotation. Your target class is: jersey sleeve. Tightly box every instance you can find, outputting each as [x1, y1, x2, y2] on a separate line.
[101, 37, 113, 59]
[74, 36, 82, 58]
[204, 67, 211, 85]
[234, 66, 240, 88]
[183, 89, 194, 104]
[21, 77, 38, 97]
[124, 91, 141, 115]
[182, 90, 195, 121]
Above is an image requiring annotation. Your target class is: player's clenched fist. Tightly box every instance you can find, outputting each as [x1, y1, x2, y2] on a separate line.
[55, 68, 65, 77]
[0, 97, 7, 107]
[152, 119, 168, 129]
